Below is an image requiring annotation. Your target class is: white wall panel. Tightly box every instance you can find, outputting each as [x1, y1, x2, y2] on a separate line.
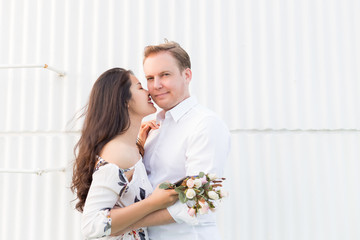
[218, 132, 360, 240]
[0, 134, 81, 239]
[1, 0, 359, 239]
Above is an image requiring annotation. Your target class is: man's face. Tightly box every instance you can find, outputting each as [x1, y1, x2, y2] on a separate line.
[143, 52, 192, 111]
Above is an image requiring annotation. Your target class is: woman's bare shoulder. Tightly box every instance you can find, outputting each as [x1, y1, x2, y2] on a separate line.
[100, 140, 139, 169]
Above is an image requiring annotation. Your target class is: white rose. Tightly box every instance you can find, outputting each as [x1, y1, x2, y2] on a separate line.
[186, 179, 195, 188]
[193, 179, 202, 188]
[186, 189, 196, 199]
[208, 191, 219, 200]
[208, 173, 217, 181]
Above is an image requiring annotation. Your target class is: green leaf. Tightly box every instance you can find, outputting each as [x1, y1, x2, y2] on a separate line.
[177, 185, 186, 190]
[175, 186, 184, 194]
[179, 191, 187, 203]
[199, 172, 205, 178]
[198, 189, 204, 195]
[159, 182, 171, 189]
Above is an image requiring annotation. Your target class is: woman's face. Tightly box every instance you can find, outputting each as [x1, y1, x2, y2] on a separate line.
[128, 74, 156, 117]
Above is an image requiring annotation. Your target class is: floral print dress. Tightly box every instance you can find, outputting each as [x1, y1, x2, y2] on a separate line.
[81, 156, 153, 240]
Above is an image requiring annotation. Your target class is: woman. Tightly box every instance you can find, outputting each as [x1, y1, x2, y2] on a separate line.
[71, 68, 178, 239]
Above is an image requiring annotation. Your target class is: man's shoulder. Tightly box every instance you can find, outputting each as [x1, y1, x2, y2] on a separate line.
[185, 104, 229, 135]
[191, 103, 225, 124]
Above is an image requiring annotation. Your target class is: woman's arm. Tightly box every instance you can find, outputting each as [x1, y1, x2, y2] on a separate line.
[81, 164, 177, 238]
[111, 208, 175, 236]
[109, 187, 177, 234]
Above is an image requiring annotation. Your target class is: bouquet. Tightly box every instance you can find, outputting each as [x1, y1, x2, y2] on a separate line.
[159, 172, 228, 216]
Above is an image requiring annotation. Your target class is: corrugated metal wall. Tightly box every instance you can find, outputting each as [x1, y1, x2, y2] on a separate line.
[1, 0, 359, 239]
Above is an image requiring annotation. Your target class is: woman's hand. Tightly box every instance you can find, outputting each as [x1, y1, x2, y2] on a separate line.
[138, 120, 159, 145]
[147, 184, 178, 210]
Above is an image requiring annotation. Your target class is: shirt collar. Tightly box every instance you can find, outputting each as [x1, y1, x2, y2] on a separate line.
[156, 96, 198, 123]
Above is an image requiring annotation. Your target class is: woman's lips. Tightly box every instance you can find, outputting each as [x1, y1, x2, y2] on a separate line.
[148, 96, 154, 104]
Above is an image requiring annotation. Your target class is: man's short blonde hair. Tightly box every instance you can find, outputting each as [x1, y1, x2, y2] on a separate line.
[143, 40, 191, 72]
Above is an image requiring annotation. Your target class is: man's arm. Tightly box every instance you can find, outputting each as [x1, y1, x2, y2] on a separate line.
[166, 115, 231, 224]
[185, 115, 231, 177]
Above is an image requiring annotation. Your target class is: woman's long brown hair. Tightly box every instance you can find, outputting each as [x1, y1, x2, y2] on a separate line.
[71, 68, 134, 212]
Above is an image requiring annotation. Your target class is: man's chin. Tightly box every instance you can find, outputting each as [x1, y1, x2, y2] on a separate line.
[156, 104, 172, 111]
[153, 100, 168, 110]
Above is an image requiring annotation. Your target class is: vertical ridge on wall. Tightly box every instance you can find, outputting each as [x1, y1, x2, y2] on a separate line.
[218, 132, 360, 240]
[1, 0, 359, 240]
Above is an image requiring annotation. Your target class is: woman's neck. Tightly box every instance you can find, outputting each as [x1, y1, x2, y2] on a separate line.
[114, 114, 142, 147]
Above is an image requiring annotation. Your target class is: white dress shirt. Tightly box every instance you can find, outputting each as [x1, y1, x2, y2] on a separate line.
[143, 96, 231, 240]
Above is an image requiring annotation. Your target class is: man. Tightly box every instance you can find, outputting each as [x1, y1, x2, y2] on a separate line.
[141, 41, 231, 240]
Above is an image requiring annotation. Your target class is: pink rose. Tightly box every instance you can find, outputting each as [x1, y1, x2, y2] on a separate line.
[198, 202, 210, 215]
[186, 179, 195, 188]
[220, 189, 229, 198]
[200, 176, 208, 184]
[188, 207, 196, 217]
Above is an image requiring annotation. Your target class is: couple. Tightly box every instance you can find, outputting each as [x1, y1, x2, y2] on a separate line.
[71, 41, 231, 240]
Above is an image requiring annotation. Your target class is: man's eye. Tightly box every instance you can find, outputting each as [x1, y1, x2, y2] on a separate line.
[147, 77, 153, 81]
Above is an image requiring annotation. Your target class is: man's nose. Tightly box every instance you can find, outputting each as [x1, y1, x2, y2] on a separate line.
[154, 77, 162, 89]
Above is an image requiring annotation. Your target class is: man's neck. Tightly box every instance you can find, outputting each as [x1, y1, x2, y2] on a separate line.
[163, 95, 191, 113]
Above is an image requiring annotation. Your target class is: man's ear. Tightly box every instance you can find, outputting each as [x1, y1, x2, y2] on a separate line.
[183, 68, 192, 84]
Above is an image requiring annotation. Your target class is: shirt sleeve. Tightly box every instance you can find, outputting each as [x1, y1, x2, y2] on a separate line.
[185, 115, 231, 177]
[167, 201, 199, 225]
[168, 115, 231, 224]
[81, 164, 126, 239]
